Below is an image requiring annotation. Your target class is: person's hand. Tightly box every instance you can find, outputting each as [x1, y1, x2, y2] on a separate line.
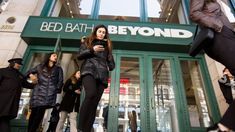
[75, 89, 81, 94]
[29, 74, 38, 84]
[93, 45, 105, 52]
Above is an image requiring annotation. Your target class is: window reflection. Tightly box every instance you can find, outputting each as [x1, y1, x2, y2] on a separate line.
[118, 57, 141, 132]
[59, 0, 93, 18]
[147, 0, 181, 23]
[180, 60, 212, 127]
[152, 59, 178, 131]
[99, 0, 140, 21]
[219, 0, 235, 23]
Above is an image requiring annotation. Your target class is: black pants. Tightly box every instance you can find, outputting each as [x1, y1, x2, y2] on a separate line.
[204, 26, 235, 130]
[78, 75, 105, 132]
[28, 106, 47, 132]
[204, 26, 235, 73]
[0, 117, 10, 132]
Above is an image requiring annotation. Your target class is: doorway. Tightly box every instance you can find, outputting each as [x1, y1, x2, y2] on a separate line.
[13, 48, 220, 132]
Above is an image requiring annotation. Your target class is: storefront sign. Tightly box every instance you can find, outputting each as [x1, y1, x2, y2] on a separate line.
[39, 22, 192, 39]
[21, 16, 196, 45]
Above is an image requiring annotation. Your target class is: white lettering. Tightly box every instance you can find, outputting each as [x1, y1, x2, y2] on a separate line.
[127, 26, 140, 35]
[65, 23, 73, 32]
[138, 27, 154, 36]
[108, 25, 118, 34]
[118, 26, 128, 35]
[40, 22, 48, 31]
[40, 22, 62, 32]
[39, 22, 193, 38]
[171, 29, 193, 38]
[154, 28, 171, 37]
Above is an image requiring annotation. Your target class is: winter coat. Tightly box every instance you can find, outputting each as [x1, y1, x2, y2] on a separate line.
[190, 0, 234, 32]
[26, 64, 63, 108]
[0, 67, 33, 119]
[59, 78, 81, 113]
[77, 39, 115, 88]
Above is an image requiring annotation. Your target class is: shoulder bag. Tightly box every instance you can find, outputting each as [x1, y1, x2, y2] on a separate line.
[189, 25, 214, 57]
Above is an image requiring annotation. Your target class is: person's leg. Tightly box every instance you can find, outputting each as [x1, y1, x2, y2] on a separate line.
[219, 100, 235, 131]
[28, 106, 47, 132]
[69, 112, 78, 132]
[78, 75, 98, 132]
[55, 111, 67, 132]
[85, 82, 105, 131]
[204, 26, 235, 73]
[0, 117, 10, 132]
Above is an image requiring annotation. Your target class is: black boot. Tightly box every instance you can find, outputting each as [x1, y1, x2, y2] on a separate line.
[206, 123, 218, 132]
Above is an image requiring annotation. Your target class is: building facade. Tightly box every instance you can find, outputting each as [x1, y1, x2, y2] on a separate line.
[0, 0, 235, 132]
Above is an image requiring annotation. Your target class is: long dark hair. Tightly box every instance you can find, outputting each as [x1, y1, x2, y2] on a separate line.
[85, 24, 113, 54]
[42, 52, 57, 68]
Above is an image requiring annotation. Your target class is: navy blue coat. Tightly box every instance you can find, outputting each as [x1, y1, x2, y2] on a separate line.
[26, 64, 63, 108]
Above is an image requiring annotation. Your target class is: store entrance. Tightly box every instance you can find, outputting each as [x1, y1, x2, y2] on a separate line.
[13, 49, 217, 132]
[17, 51, 179, 132]
[101, 53, 179, 132]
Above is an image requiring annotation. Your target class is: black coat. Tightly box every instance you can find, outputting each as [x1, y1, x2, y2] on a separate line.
[77, 39, 115, 88]
[59, 79, 81, 113]
[0, 67, 33, 119]
[26, 64, 63, 108]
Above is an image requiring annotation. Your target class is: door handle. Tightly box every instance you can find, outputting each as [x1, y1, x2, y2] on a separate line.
[151, 98, 155, 109]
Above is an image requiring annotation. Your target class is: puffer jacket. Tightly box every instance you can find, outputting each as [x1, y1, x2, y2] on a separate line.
[190, 0, 234, 32]
[26, 64, 63, 108]
[77, 39, 115, 88]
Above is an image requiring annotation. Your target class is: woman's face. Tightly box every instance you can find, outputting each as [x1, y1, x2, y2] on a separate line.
[75, 71, 81, 79]
[50, 53, 58, 63]
[96, 27, 106, 40]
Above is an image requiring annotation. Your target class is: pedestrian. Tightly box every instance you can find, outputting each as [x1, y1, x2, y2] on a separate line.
[77, 24, 115, 132]
[128, 110, 137, 132]
[46, 103, 60, 132]
[56, 70, 82, 132]
[218, 68, 234, 105]
[0, 58, 34, 132]
[25, 52, 64, 132]
[190, 0, 235, 131]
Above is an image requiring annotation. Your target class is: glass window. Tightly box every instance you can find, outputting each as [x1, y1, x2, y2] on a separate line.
[59, 0, 93, 18]
[219, 0, 235, 23]
[147, 0, 181, 24]
[118, 57, 141, 132]
[180, 60, 212, 127]
[152, 59, 178, 131]
[99, 0, 140, 21]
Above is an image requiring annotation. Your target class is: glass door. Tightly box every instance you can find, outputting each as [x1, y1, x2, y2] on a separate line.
[148, 58, 179, 132]
[106, 54, 145, 132]
[117, 57, 142, 132]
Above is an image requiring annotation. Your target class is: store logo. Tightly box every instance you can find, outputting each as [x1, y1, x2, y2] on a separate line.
[40, 22, 193, 38]
[108, 25, 193, 38]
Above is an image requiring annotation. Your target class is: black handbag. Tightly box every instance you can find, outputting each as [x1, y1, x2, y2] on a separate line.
[189, 26, 214, 57]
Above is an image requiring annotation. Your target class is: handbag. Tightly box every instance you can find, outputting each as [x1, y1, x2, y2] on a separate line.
[189, 26, 214, 57]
